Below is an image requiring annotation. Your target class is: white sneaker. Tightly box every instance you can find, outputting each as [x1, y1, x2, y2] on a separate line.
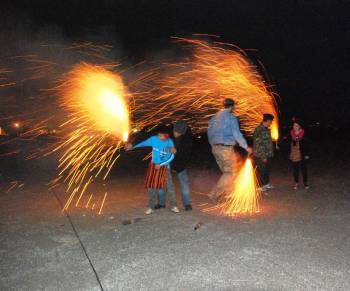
[293, 183, 299, 190]
[171, 206, 180, 213]
[145, 208, 154, 215]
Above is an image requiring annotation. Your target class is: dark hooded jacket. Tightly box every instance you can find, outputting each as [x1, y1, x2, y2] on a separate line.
[171, 128, 193, 172]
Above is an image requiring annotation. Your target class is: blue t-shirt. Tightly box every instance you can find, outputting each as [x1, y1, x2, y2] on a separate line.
[134, 136, 175, 166]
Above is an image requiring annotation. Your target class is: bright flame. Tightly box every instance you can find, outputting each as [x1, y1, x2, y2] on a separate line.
[205, 158, 260, 215]
[62, 63, 130, 139]
[271, 119, 279, 141]
[52, 63, 130, 210]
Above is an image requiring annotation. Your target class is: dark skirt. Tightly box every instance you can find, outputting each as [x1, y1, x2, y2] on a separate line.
[145, 163, 167, 189]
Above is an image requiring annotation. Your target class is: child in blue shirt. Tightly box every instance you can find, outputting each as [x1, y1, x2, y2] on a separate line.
[125, 125, 179, 214]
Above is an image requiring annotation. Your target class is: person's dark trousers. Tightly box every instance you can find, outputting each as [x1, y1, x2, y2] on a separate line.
[292, 160, 308, 186]
[254, 157, 271, 186]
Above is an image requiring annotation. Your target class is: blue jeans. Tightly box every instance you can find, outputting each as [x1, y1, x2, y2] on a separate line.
[156, 168, 177, 208]
[158, 169, 191, 207]
[176, 170, 191, 206]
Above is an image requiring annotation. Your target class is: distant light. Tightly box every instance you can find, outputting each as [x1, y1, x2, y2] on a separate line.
[13, 122, 20, 128]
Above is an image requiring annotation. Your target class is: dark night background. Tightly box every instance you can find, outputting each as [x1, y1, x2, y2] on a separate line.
[1, 0, 350, 137]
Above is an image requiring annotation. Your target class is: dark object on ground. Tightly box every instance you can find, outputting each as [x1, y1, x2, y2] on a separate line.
[194, 222, 203, 230]
[154, 204, 165, 210]
[185, 205, 192, 211]
[122, 217, 142, 225]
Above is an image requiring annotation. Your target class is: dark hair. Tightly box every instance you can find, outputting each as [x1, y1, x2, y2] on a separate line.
[223, 98, 235, 108]
[292, 119, 304, 129]
[263, 113, 274, 122]
[156, 124, 169, 134]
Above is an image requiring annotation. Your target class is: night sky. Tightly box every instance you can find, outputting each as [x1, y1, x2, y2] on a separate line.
[2, 0, 350, 129]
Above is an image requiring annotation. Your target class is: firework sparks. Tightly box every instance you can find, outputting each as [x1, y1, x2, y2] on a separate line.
[53, 63, 130, 210]
[205, 158, 261, 216]
[134, 38, 279, 137]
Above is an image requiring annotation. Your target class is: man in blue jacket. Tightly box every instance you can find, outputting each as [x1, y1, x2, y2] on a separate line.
[207, 98, 251, 201]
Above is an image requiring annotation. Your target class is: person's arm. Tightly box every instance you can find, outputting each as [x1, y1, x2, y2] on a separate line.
[133, 136, 155, 149]
[231, 116, 248, 149]
[159, 139, 175, 167]
[159, 153, 175, 167]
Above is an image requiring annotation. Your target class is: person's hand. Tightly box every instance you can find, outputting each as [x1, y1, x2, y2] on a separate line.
[246, 147, 253, 155]
[124, 143, 133, 151]
[170, 147, 177, 154]
[155, 164, 161, 170]
[305, 155, 310, 160]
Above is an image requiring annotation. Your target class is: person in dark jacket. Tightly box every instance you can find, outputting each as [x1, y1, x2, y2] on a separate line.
[289, 120, 309, 190]
[253, 114, 275, 192]
[170, 120, 193, 210]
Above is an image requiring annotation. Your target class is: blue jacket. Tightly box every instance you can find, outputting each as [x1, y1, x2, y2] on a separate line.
[207, 109, 248, 149]
[134, 136, 175, 167]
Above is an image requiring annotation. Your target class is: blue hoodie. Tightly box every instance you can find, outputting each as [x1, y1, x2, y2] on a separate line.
[134, 136, 175, 167]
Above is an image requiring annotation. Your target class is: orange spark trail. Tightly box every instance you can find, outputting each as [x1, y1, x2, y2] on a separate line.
[133, 38, 279, 138]
[205, 158, 261, 216]
[53, 63, 130, 210]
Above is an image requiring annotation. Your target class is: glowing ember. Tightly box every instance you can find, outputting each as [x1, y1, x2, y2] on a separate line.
[61, 63, 129, 140]
[205, 158, 261, 215]
[271, 119, 279, 141]
[53, 63, 130, 210]
[135, 38, 279, 136]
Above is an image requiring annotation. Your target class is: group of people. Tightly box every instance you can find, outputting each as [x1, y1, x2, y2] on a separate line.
[126, 98, 309, 214]
[125, 121, 193, 214]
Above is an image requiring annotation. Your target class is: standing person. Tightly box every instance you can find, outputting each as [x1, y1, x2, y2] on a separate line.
[169, 120, 193, 211]
[207, 98, 252, 201]
[253, 114, 275, 192]
[289, 120, 309, 190]
[125, 125, 180, 214]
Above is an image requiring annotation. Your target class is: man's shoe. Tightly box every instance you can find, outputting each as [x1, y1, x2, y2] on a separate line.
[154, 204, 165, 210]
[257, 186, 267, 192]
[145, 208, 154, 215]
[185, 205, 192, 211]
[171, 206, 180, 213]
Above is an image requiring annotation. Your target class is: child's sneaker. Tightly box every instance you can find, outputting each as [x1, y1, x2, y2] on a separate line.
[171, 206, 180, 213]
[145, 208, 154, 215]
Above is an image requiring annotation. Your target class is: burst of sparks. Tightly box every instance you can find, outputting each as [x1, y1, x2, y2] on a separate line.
[52, 63, 130, 211]
[0, 38, 279, 214]
[205, 158, 261, 216]
[133, 38, 279, 137]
